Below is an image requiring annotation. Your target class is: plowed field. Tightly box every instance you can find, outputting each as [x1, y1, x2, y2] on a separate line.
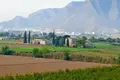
[0, 55, 111, 76]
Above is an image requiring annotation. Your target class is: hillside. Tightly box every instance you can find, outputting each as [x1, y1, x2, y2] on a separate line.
[0, 0, 120, 33]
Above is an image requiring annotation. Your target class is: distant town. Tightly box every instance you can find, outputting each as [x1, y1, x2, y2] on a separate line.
[0, 27, 120, 40]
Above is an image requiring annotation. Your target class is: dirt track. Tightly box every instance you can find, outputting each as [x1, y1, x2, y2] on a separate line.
[0, 55, 111, 76]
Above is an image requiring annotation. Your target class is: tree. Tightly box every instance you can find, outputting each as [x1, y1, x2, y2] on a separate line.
[89, 36, 97, 42]
[77, 36, 87, 48]
[24, 31, 27, 43]
[59, 37, 65, 47]
[82, 36, 87, 41]
[66, 38, 69, 47]
[54, 35, 70, 47]
[106, 37, 112, 43]
[42, 32, 48, 38]
[64, 51, 71, 60]
[0, 32, 9, 37]
[33, 48, 40, 57]
[55, 37, 60, 46]
[64, 35, 70, 38]
[10, 33, 15, 39]
[77, 39, 83, 47]
[98, 37, 106, 42]
[32, 34, 39, 39]
[33, 48, 50, 58]
[55, 36, 65, 47]
[1, 46, 14, 55]
[28, 31, 31, 44]
[52, 29, 56, 45]
[115, 38, 120, 43]
[63, 35, 70, 46]
[48, 32, 54, 39]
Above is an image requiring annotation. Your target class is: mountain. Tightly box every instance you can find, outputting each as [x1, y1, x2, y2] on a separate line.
[0, 0, 120, 33]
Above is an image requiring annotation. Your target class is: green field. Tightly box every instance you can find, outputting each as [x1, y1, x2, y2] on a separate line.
[0, 40, 120, 79]
[1, 66, 120, 80]
[0, 40, 16, 44]
[0, 40, 120, 57]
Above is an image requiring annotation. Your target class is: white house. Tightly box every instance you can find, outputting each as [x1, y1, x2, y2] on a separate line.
[32, 39, 46, 45]
[65, 38, 77, 47]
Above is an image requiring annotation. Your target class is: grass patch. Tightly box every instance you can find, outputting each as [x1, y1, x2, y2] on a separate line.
[0, 40, 16, 44]
[1, 66, 120, 80]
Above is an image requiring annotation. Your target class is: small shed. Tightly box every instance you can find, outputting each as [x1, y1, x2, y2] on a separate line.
[32, 39, 46, 45]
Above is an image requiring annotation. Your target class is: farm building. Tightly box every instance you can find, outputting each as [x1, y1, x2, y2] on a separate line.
[0, 37, 9, 40]
[65, 38, 77, 47]
[0, 37, 3, 40]
[32, 39, 46, 45]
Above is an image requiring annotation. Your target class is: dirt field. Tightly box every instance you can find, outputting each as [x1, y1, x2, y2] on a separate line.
[0, 55, 111, 76]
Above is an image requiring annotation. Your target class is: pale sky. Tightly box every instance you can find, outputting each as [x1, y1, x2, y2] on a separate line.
[0, 0, 85, 22]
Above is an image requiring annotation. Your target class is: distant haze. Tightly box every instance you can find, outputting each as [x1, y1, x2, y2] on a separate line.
[0, 0, 120, 33]
[0, 0, 84, 22]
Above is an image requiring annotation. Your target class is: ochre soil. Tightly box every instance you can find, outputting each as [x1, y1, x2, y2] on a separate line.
[0, 55, 111, 76]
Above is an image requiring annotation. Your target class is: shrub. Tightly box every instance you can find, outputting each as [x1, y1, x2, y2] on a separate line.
[40, 47, 50, 54]
[71, 54, 116, 64]
[63, 51, 71, 60]
[1, 46, 14, 55]
[53, 52, 64, 59]
[33, 48, 41, 58]
[37, 49, 44, 58]
[33, 48, 50, 58]
[114, 56, 120, 64]
[41, 47, 51, 58]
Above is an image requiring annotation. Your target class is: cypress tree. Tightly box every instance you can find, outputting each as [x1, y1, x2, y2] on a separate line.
[24, 31, 27, 43]
[59, 37, 64, 47]
[28, 31, 31, 44]
[67, 38, 69, 47]
[52, 29, 56, 45]
[64, 35, 70, 46]
[55, 37, 59, 46]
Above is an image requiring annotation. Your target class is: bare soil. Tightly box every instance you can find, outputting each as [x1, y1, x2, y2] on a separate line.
[0, 55, 111, 76]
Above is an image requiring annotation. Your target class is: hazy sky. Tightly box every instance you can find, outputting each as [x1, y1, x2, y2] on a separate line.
[0, 0, 85, 22]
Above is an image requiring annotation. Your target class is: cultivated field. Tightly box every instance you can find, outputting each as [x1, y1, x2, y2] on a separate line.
[0, 40, 120, 57]
[0, 55, 111, 76]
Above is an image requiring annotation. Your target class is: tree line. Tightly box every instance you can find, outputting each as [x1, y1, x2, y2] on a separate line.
[51, 30, 72, 47]
[23, 31, 31, 44]
[89, 36, 120, 43]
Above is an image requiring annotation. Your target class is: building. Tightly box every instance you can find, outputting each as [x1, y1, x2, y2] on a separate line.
[0, 37, 9, 40]
[0, 37, 4, 40]
[32, 39, 46, 45]
[65, 38, 77, 47]
[111, 34, 120, 38]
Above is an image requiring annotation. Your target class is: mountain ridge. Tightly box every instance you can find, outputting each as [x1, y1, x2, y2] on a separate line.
[0, 0, 120, 33]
